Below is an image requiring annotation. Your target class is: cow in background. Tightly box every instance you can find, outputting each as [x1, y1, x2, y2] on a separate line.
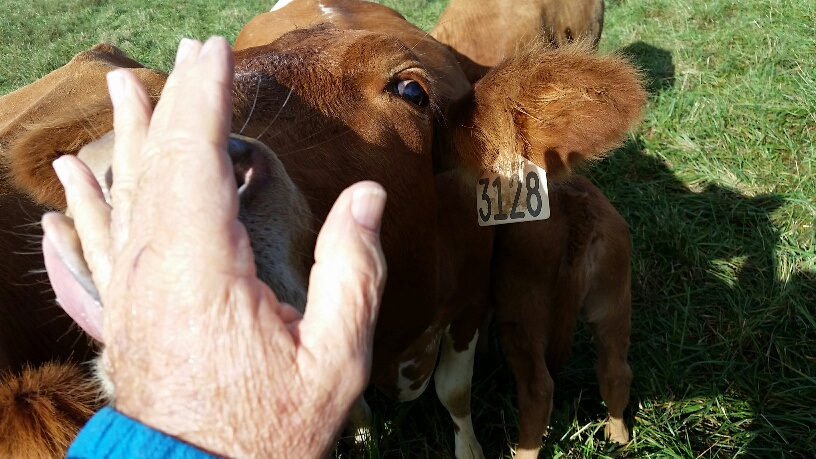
[432, 0, 604, 82]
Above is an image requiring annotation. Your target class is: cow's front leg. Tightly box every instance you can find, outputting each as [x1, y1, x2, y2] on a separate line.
[434, 326, 484, 459]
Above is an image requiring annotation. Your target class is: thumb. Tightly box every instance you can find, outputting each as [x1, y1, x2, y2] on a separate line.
[299, 181, 387, 381]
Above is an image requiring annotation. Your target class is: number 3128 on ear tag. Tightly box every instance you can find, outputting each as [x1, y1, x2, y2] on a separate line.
[476, 159, 550, 226]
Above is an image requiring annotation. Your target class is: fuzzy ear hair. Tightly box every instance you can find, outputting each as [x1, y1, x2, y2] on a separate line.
[452, 40, 646, 180]
[0, 43, 167, 209]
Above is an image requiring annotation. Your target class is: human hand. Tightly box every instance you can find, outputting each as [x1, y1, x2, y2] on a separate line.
[42, 36, 387, 458]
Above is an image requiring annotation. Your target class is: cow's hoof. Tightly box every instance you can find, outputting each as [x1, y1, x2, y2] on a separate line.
[605, 416, 630, 444]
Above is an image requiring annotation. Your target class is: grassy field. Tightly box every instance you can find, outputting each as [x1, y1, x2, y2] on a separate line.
[2, 0, 814, 457]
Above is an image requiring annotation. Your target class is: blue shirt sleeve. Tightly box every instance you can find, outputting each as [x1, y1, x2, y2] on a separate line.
[67, 407, 220, 458]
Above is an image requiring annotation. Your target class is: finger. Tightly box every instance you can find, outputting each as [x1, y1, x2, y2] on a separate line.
[107, 68, 153, 248]
[125, 38, 239, 246]
[299, 182, 387, 380]
[144, 38, 202, 135]
[146, 37, 233, 157]
[42, 213, 104, 342]
[52, 155, 113, 289]
[279, 303, 305, 325]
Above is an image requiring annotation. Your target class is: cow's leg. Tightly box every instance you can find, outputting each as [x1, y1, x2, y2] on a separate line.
[499, 322, 552, 459]
[584, 286, 632, 444]
[371, 325, 442, 403]
[393, 326, 442, 402]
[434, 326, 484, 459]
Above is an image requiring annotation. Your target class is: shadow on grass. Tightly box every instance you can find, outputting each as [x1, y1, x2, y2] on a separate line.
[482, 41, 814, 458]
[582, 139, 814, 457]
[540, 42, 816, 457]
[362, 141, 811, 458]
[619, 41, 675, 94]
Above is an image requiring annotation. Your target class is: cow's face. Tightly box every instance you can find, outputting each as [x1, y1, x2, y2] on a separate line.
[228, 24, 472, 371]
[231, 25, 442, 219]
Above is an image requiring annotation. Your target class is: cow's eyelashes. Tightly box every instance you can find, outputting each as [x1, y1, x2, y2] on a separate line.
[387, 80, 428, 107]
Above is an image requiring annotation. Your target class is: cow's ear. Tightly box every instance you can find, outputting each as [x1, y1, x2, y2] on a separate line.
[452, 40, 646, 180]
[0, 43, 166, 209]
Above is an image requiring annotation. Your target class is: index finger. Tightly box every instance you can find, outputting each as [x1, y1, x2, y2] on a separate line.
[123, 38, 242, 255]
[146, 37, 234, 163]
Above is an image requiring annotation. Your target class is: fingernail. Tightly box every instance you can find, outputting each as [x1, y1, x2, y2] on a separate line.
[106, 70, 126, 107]
[200, 36, 227, 59]
[175, 38, 196, 66]
[351, 184, 386, 232]
[52, 156, 74, 186]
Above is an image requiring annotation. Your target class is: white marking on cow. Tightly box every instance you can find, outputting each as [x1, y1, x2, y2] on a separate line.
[317, 1, 335, 18]
[396, 359, 431, 401]
[271, 0, 295, 11]
[434, 328, 485, 459]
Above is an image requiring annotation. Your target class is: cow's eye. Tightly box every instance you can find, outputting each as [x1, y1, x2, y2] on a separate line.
[388, 80, 427, 107]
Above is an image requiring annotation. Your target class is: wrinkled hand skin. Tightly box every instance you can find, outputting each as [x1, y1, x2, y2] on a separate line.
[43, 37, 387, 458]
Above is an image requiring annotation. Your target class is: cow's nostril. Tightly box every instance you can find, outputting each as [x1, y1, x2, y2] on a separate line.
[228, 137, 253, 164]
[227, 137, 254, 191]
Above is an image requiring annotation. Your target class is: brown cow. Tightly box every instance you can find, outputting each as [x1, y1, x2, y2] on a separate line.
[492, 177, 633, 459]
[431, 0, 605, 82]
[432, 2, 633, 456]
[0, 0, 644, 457]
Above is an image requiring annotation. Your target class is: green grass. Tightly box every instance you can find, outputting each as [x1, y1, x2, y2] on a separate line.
[2, 0, 814, 457]
[587, 1, 816, 457]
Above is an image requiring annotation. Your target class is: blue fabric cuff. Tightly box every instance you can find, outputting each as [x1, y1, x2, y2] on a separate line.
[67, 406, 219, 458]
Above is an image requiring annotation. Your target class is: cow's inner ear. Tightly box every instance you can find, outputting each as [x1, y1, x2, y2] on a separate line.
[452, 40, 647, 181]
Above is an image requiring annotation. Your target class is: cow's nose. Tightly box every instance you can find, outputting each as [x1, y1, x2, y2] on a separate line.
[228, 137, 253, 165]
[228, 137, 255, 191]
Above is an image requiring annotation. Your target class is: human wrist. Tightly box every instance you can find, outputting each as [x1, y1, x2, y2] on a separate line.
[113, 387, 347, 458]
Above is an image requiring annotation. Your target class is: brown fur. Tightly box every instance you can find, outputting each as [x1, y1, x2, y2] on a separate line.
[0, 46, 167, 457]
[493, 177, 633, 457]
[432, 0, 604, 82]
[0, 0, 644, 456]
[0, 192, 95, 373]
[0, 43, 166, 210]
[0, 362, 102, 459]
[451, 40, 645, 180]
